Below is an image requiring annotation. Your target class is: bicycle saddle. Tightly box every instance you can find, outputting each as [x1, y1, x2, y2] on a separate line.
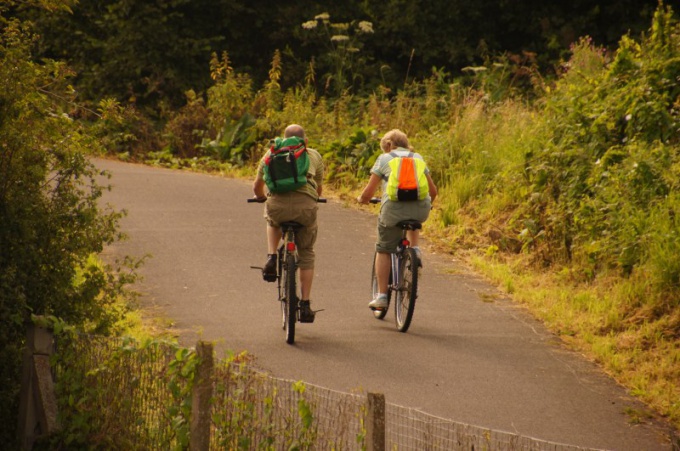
[396, 220, 422, 230]
[280, 221, 304, 230]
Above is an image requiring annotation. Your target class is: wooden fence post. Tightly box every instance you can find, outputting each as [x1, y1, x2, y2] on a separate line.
[18, 318, 59, 450]
[190, 341, 214, 451]
[366, 392, 385, 451]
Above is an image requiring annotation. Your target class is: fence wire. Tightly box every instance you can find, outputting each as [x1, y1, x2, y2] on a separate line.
[211, 361, 366, 449]
[54, 334, 599, 451]
[54, 334, 184, 450]
[384, 403, 595, 450]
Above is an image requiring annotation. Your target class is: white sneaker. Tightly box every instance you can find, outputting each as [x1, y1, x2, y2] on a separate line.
[368, 294, 388, 309]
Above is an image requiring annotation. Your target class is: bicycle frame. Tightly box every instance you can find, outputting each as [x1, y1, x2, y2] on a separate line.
[370, 214, 422, 332]
[277, 226, 298, 300]
[389, 236, 410, 291]
[247, 196, 325, 344]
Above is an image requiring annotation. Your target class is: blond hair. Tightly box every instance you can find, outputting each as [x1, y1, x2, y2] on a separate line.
[380, 129, 411, 152]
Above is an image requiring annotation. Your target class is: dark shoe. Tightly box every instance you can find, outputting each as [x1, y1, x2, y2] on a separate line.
[298, 300, 315, 323]
[262, 254, 277, 282]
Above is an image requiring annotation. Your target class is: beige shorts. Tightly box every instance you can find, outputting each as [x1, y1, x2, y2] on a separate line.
[265, 191, 319, 269]
[376, 199, 431, 253]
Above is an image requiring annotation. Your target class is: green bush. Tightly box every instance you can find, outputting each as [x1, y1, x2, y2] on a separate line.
[0, 12, 133, 446]
[522, 5, 680, 283]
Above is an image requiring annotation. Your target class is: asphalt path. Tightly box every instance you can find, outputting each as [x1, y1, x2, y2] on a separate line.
[95, 158, 672, 450]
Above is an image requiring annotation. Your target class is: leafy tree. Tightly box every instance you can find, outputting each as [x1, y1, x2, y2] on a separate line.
[27, 0, 233, 112]
[0, 4, 132, 445]
[16, 0, 660, 113]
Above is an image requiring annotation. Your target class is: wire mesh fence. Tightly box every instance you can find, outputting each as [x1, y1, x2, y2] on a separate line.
[384, 403, 594, 450]
[51, 333, 599, 450]
[54, 334, 184, 449]
[211, 361, 366, 449]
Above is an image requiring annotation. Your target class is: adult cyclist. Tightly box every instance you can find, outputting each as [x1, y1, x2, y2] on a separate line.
[252, 124, 325, 322]
[356, 129, 438, 310]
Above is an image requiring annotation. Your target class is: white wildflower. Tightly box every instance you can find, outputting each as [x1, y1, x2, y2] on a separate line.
[357, 21, 374, 33]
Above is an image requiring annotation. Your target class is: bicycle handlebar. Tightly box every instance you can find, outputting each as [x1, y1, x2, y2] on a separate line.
[247, 197, 327, 203]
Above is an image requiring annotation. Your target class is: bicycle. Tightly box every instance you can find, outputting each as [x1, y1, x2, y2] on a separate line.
[248, 197, 326, 344]
[369, 198, 422, 333]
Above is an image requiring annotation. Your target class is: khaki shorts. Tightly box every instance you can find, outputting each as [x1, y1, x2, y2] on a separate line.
[376, 199, 431, 253]
[265, 191, 319, 269]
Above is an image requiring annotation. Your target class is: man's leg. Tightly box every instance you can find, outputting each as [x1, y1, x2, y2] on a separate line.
[267, 224, 282, 253]
[300, 268, 313, 300]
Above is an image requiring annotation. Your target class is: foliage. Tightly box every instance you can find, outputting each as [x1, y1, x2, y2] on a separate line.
[23, 0, 232, 112]
[50, 330, 190, 449]
[458, 4, 680, 425]
[211, 352, 277, 449]
[198, 113, 258, 166]
[320, 128, 381, 190]
[14, 0, 658, 116]
[522, 5, 680, 287]
[50, 333, 362, 449]
[166, 347, 199, 449]
[461, 51, 545, 102]
[301, 12, 374, 96]
[90, 98, 163, 159]
[5, 0, 678, 436]
[162, 90, 211, 159]
[0, 9, 135, 447]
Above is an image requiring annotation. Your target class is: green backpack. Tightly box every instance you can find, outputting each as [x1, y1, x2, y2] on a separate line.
[263, 136, 310, 193]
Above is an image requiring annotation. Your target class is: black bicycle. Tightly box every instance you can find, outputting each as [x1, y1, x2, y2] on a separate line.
[369, 198, 421, 332]
[248, 197, 326, 344]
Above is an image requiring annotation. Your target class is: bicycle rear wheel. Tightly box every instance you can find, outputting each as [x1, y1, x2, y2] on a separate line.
[371, 251, 392, 319]
[395, 248, 418, 332]
[282, 252, 297, 344]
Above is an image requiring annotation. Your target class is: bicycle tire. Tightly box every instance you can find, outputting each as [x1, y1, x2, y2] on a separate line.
[277, 246, 285, 304]
[284, 252, 297, 344]
[371, 251, 392, 319]
[395, 248, 418, 332]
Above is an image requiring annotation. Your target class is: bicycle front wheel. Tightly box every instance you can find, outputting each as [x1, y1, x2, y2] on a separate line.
[283, 252, 297, 344]
[371, 251, 391, 319]
[395, 248, 418, 332]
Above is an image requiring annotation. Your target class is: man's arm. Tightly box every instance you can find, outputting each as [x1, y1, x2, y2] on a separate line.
[253, 161, 267, 200]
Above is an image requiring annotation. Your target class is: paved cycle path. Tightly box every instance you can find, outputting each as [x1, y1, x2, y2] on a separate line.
[96, 158, 673, 450]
